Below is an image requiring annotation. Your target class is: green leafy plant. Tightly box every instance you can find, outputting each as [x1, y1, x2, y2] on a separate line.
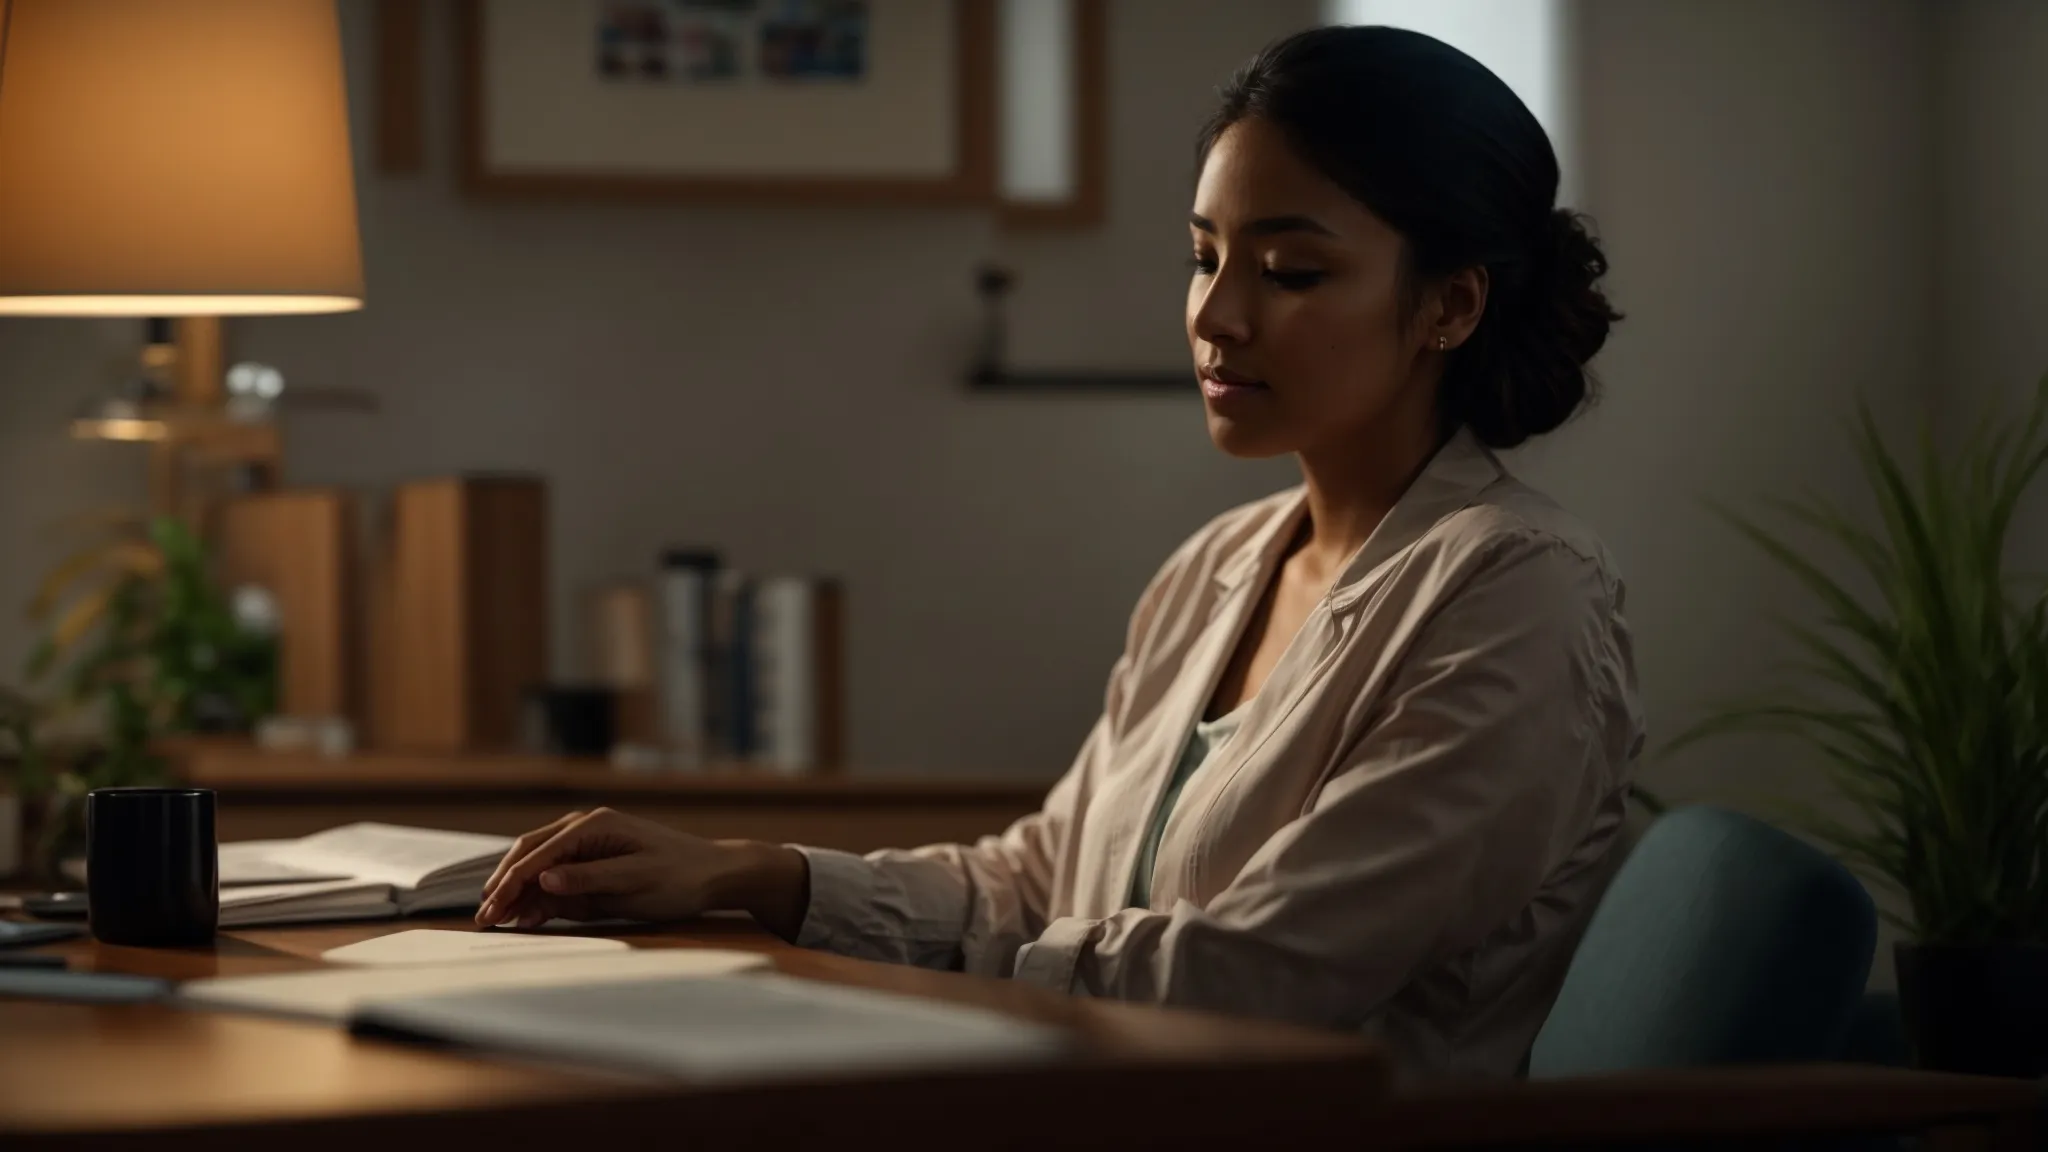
[132, 515, 278, 732]
[1670, 380, 2048, 946]
[14, 514, 276, 875]
[26, 515, 276, 749]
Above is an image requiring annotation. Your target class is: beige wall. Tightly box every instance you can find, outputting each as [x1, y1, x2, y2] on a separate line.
[0, 0, 1940, 796]
[0, 320, 151, 667]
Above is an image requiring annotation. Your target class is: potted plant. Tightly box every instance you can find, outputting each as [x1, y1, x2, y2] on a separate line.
[19, 515, 277, 877]
[1674, 381, 2048, 1077]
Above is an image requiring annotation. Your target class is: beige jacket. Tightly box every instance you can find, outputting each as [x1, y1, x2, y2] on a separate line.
[794, 429, 1644, 1078]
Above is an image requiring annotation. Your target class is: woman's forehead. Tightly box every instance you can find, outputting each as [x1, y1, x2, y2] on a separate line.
[1194, 121, 1394, 244]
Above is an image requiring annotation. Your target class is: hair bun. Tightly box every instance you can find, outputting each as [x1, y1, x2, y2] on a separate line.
[1542, 209, 1619, 370]
[1444, 208, 1621, 450]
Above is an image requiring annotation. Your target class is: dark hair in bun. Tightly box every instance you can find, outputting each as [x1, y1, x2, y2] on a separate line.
[1198, 26, 1621, 450]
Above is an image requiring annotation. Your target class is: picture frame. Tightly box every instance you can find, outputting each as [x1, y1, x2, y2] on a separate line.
[996, 0, 1105, 229]
[456, 0, 997, 205]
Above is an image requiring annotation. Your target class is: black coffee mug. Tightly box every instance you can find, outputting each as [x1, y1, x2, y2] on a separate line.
[86, 787, 218, 947]
[524, 685, 618, 757]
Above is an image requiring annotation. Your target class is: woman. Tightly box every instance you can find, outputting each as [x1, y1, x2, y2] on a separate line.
[478, 26, 1642, 1080]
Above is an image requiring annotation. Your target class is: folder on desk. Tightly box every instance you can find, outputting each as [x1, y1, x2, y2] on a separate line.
[179, 947, 774, 1021]
[349, 973, 1074, 1082]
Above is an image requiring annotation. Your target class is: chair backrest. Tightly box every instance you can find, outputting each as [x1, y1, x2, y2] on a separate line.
[1528, 804, 1877, 1076]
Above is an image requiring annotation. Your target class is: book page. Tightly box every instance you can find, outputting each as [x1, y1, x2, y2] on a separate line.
[219, 877, 388, 910]
[267, 824, 514, 890]
[218, 841, 355, 887]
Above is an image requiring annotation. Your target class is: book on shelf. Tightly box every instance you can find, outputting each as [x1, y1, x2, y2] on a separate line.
[214, 823, 511, 927]
[747, 575, 845, 773]
[708, 568, 755, 762]
[656, 555, 843, 773]
[656, 549, 720, 767]
[590, 580, 658, 744]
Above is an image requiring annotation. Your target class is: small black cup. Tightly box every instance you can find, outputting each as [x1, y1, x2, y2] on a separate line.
[86, 787, 218, 947]
[524, 685, 618, 757]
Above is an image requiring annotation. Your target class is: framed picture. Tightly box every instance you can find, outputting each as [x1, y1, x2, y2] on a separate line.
[458, 0, 996, 204]
[994, 0, 1105, 229]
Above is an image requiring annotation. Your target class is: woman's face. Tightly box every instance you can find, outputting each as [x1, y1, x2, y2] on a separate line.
[1187, 117, 1447, 461]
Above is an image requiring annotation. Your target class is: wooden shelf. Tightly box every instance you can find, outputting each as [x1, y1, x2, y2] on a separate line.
[169, 740, 1047, 806]
[163, 739, 1050, 852]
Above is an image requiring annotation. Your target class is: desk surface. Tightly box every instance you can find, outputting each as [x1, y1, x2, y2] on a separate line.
[2, 915, 2040, 1151]
[1, 914, 1385, 1148]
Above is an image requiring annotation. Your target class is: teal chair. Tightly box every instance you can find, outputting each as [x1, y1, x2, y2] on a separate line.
[1530, 805, 1878, 1076]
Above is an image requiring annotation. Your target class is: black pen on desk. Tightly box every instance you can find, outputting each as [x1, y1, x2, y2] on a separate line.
[0, 953, 68, 969]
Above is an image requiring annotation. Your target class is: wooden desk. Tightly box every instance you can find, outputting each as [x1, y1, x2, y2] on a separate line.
[172, 742, 1048, 852]
[2, 915, 2041, 1150]
[3, 914, 1385, 1150]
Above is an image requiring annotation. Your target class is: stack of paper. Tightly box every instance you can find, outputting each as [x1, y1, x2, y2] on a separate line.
[215, 824, 514, 927]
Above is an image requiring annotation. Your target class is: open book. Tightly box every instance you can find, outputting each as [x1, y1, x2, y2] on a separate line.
[216, 824, 513, 928]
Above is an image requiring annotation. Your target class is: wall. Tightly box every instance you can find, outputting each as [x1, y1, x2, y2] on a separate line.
[0, 320, 150, 671]
[1529, 0, 1936, 807]
[1935, 0, 2048, 548]
[0, 0, 1309, 779]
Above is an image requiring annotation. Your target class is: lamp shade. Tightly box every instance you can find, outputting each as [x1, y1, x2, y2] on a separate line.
[0, 0, 363, 316]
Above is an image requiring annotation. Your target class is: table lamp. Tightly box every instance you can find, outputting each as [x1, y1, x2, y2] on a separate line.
[0, 0, 364, 507]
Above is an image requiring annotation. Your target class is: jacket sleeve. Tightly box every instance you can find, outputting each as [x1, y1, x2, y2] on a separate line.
[790, 561, 1165, 975]
[791, 685, 1116, 975]
[1005, 532, 1636, 1027]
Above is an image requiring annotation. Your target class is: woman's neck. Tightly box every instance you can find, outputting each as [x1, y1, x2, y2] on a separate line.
[1292, 406, 1448, 581]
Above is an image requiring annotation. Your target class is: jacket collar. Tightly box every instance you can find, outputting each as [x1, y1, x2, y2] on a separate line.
[1211, 427, 1505, 612]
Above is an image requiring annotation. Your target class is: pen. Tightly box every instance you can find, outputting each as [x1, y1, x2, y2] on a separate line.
[0, 953, 69, 969]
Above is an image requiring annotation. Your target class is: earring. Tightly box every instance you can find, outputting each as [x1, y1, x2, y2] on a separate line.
[1436, 335, 1449, 351]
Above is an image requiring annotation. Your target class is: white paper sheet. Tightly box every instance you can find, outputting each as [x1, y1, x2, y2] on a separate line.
[322, 929, 629, 967]
[178, 948, 773, 1022]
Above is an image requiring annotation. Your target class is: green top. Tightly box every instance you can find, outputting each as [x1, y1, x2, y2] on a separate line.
[1127, 706, 1248, 908]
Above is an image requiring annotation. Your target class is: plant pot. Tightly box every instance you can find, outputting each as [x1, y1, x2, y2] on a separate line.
[1895, 942, 2048, 1077]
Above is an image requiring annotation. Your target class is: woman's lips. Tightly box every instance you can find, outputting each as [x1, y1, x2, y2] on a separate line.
[1200, 368, 1268, 400]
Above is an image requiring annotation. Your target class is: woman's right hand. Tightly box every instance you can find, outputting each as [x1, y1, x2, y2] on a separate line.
[474, 808, 811, 937]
